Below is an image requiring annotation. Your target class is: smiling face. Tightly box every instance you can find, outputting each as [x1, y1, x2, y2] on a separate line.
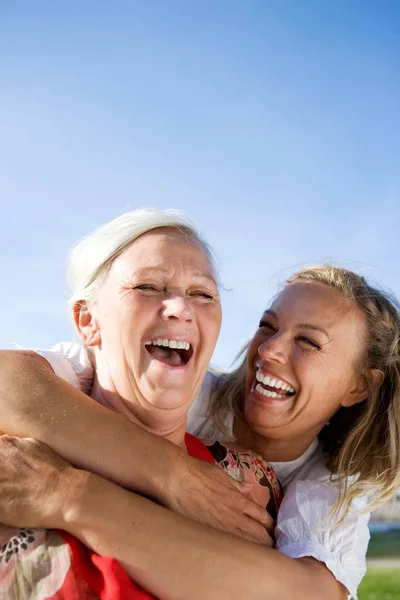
[244, 281, 369, 453]
[76, 228, 222, 434]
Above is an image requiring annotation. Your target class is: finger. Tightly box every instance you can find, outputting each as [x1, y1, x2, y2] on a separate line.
[0, 434, 35, 449]
[236, 482, 270, 505]
[239, 496, 275, 532]
[254, 510, 275, 536]
[230, 478, 252, 493]
[0, 434, 21, 456]
[263, 532, 275, 548]
[0, 433, 16, 444]
[202, 503, 270, 546]
[224, 478, 276, 533]
[235, 518, 271, 545]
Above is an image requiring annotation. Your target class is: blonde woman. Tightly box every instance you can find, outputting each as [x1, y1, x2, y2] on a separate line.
[1, 266, 400, 599]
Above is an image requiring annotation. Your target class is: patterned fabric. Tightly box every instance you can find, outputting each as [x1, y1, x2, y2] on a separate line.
[0, 434, 282, 599]
[206, 440, 283, 520]
[0, 527, 71, 599]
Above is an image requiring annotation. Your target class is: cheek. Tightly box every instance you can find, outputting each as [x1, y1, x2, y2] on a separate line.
[244, 338, 260, 389]
[120, 297, 157, 322]
[303, 367, 346, 418]
[212, 311, 222, 343]
[201, 308, 222, 346]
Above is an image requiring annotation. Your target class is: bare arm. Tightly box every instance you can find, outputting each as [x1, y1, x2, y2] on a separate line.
[0, 350, 180, 497]
[0, 350, 271, 542]
[65, 471, 347, 600]
[0, 436, 347, 600]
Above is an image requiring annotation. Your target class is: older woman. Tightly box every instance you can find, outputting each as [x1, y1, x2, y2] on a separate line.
[0, 209, 280, 599]
[1, 261, 400, 596]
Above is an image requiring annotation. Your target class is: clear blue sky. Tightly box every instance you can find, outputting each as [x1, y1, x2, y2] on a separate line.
[1, 1, 399, 368]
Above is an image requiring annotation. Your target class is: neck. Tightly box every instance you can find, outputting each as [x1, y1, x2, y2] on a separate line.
[91, 377, 188, 451]
[233, 417, 318, 462]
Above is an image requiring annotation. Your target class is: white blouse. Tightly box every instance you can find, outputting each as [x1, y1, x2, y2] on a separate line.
[35, 342, 371, 600]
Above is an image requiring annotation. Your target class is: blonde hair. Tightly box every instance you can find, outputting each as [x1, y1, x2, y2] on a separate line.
[67, 208, 218, 311]
[208, 265, 400, 515]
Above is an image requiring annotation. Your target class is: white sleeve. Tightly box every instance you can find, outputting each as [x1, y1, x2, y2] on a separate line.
[35, 342, 94, 395]
[275, 480, 370, 600]
[187, 370, 216, 437]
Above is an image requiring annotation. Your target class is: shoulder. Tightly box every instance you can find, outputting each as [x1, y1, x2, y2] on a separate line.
[34, 342, 94, 394]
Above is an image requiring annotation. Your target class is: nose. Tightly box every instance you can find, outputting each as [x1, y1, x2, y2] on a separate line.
[161, 294, 194, 322]
[258, 334, 288, 364]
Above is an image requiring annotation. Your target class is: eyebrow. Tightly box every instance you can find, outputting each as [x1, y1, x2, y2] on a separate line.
[262, 310, 330, 340]
[298, 323, 330, 340]
[133, 267, 217, 286]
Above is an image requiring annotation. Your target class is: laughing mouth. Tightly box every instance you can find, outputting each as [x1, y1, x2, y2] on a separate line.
[254, 369, 296, 399]
[145, 338, 193, 367]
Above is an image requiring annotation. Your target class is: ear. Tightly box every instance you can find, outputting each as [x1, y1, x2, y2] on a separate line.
[341, 368, 384, 408]
[72, 301, 102, 348]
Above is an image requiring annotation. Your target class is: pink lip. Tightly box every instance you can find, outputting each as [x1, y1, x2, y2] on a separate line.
[254, 364, 296, 391]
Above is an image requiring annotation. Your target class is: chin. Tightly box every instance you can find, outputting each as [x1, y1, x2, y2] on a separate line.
[150, 392, 190, 411]
[245, 403, 275, 427]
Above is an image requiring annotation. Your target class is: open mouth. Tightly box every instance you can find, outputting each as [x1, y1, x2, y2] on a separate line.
[254, 369, 296, 399]
[145, 338, 193, 367]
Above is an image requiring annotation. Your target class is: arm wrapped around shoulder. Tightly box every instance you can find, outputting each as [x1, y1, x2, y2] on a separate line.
[35, 342, 94, 394]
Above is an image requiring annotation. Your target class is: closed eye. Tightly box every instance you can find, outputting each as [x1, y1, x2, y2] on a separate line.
[259, 320, 276, 331]
[134, 284, 163, 293]
[189, 290, 215, 300]
[297, 336, 321, 350]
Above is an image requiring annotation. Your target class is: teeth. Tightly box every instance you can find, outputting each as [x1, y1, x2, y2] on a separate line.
[255, 370, 295, 394]
[145, 339, 191, 351]
[255, 383, 287, 399]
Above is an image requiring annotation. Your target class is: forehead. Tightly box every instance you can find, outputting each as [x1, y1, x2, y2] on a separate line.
[110, 228, 215, 281]
[269, 281, 366, 334]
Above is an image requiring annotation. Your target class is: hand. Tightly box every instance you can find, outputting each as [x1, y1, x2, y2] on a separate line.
[0, 435, 79, 529]
[164, 453, 275, 546]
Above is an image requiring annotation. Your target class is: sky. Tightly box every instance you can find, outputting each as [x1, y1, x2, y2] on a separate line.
[1, 1, 399, 369]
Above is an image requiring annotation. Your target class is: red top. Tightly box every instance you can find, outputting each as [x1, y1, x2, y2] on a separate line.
[57, 434, 215, 599]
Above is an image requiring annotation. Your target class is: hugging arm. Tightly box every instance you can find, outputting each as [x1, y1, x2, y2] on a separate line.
[0, 350, 271, 542]
[67, 474, 348, 600]
[0, 351, 178, 498]
[0, 436, 347, 600]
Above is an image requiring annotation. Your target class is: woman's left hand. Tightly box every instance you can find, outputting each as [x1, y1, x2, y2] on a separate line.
[0, 435, 79, 529]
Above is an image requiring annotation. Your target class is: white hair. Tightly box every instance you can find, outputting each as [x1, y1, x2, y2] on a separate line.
[67, 208, 218, 311]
